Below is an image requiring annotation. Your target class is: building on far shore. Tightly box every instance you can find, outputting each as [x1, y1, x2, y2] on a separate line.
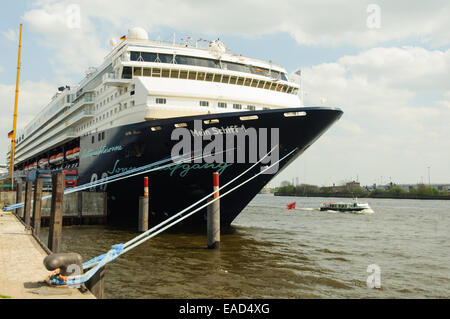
[364, 183, 450, 192]
[396, 184, 450, 192]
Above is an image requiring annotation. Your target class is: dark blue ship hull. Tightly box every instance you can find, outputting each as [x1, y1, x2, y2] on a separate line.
[77, 107, 342, 226]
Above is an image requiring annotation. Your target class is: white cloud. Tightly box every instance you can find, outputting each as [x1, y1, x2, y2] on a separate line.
[23, 0, 450, 51]
[2, 28, 18, 43]
[0, 81, 56, 162]
[274, 46, 450, 186]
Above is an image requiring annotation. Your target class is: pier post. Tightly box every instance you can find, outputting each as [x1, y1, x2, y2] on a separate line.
[23, 180, 32, 228]
[207, 172, 220, 249]
[86, 266, 105, 299]
[33, 178, 43, 238]
[48, 173, 65, 253]
[138, 177, 149, 232]
[16, 182, 23, 218]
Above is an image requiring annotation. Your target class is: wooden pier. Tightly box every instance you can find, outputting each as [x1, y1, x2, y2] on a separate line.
[0, 210, 93, 299]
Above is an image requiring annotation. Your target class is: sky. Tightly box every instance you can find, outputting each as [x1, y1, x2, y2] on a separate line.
[0, 0, 449, 187]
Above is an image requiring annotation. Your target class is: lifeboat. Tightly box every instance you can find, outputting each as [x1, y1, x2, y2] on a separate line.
[38, 158, 49, 168]
[72, 147, 80, 159]
[49, 153, 64, 164]
[65, 149, 73, 160]
[55, 153, 64, 164]
[66, 147, 80, 161]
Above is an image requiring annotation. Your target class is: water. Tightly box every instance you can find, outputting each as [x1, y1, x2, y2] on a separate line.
[40, 195, 450, 298]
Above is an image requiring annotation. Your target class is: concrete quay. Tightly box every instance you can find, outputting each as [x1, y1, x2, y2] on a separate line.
[0, 210, 94, 299]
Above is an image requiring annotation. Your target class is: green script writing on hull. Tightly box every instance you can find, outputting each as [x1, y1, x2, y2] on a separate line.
[161, 162, 233, 177]
[80, 145, 124, 159]
[106, 160, 233, 177]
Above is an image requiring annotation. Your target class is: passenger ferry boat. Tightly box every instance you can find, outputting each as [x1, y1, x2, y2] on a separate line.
[320, 201, 371, 212]
[7, 27, 343, 226]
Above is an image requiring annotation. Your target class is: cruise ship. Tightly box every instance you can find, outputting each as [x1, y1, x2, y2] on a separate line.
[7, 27, 343, 226]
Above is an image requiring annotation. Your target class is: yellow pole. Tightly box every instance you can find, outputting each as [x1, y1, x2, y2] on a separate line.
[9, 24, 23, 179]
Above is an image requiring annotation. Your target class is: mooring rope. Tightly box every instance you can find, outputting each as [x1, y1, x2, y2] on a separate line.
[66, 147, 297, 286]
[2, 148, 232, 211]
[119, 145, 279, 252]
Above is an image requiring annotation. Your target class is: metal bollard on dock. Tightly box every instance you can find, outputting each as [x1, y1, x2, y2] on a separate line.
[138, 177, 149, 232]
[207, 172, 220, 249]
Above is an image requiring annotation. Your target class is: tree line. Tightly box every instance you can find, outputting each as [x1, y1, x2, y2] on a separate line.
[274, 183, 450, 199]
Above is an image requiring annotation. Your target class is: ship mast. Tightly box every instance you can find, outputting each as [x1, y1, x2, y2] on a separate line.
[9, 24, 23, 180]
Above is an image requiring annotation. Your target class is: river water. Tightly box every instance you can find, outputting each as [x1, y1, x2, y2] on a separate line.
[40, 194, 449, 298]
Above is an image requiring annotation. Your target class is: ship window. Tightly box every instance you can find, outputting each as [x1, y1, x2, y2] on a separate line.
[233, 103, 242, 110]
[152, 68, 161, 77]
[229, 76, 237, 84]
[258, 81, 265, 88]
[264, 82, 271, 89]
[170, 70, 179, 78]
[188, 71, 196, 80]
[284, 111, 306, 117]
[240, 115, 258, 121]
[251, 80, 258, 88]
[102, 132, 105, 140]
[205, 73, 214, 81]
[213, 74, 221, 82]
[143, 68, 151, 76]
[161, 69, 170, 78]
[247, 105, 256, 111]
[156, 98, 167, 104]
[244, 78, 252, 86]
[197, 72, 205, 81]
[179, 70, 188, 79]
[200, 101, 209, 107]
[218, 102, 227, 108]
[237, 77, 245, 85]
[122, 67, 132, 79]
[204, 119, 219, 124]
[222, 75, 230, 83]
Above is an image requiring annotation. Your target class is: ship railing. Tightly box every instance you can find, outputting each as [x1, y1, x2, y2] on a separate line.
[103, 73, 132, 86]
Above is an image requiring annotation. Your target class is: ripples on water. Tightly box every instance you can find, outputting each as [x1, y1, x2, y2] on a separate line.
[40, 195, 450, 298]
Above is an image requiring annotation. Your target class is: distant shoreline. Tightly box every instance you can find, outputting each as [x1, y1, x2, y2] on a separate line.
[273, 193, 450, 200]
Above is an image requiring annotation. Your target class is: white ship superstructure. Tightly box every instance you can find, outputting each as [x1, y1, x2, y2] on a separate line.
[8, 27, 303, 169]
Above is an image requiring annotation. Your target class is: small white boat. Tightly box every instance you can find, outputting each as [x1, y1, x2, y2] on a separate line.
[320, 199, 371, 212]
